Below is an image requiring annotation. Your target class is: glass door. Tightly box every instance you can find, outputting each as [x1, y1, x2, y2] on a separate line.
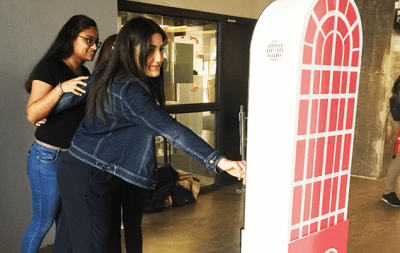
[118, 12, 219, 188]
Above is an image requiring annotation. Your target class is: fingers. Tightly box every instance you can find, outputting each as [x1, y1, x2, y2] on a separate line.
[224, 160, 246, 182]
[76, 76, 89, 80]
[233, 160, 245, 180]
[60, 76, 88, 96]
[237, 160, 246, 183]
[216, 158, 246, 183]
[73, 76, 89, 93]
[35, 119, 47, 126]
[240, 161, 247, 185]
[73, 85, 86, 96]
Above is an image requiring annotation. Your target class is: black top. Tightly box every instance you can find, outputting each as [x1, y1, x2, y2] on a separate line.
[32, 57, 90, 149]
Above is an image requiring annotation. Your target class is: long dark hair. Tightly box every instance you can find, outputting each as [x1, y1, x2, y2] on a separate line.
[86, 17, 166, 123]
[25, 15, 97, 93]
[93, 34, 117, 70]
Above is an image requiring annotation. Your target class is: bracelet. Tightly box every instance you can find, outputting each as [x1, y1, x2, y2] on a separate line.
[59, 83, 65, 94]
[56, 84, 63, 96]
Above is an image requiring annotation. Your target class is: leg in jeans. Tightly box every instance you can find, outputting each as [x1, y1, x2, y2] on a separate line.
[21, 142, 63, 253]
[385, 154, 400, 194]
[122, 180, 150, 253]
[53, 152, 122, 253]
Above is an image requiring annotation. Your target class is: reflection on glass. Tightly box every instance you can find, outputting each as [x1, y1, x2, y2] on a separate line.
[118, 12, 217, 104]
[155, 112, 216, 187]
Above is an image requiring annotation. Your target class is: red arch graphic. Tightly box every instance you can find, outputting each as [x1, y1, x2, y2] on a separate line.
[290, 0, 361, 244]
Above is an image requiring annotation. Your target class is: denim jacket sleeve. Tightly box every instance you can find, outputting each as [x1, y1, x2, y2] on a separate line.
[118, 80, 224, 173]
[51, 71, 95, 114]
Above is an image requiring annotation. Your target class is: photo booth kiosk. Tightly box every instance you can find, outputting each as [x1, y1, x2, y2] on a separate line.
[242, 0, 362, 252]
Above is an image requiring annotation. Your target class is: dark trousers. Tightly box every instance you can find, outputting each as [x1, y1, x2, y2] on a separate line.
[52, 152, 150, 253]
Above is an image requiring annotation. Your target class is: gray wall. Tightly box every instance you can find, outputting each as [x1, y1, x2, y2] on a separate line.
[0, 1, 117, 252]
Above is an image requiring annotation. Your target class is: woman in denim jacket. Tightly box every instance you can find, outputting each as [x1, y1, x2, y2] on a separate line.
[52, 17, 246, 253]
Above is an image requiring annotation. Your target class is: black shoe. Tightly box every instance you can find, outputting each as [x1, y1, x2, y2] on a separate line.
[382, 192, 400, 207]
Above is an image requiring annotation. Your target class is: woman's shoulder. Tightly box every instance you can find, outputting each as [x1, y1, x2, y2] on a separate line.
[32, 57, 64, 86]
[34, 57, 58, 71]
[114, 72, 147, 91]
[38, 57, 63, 67]
[113, 71, 141, 84]
[36, 57, 72, 76]
[112, 72, 153, 98]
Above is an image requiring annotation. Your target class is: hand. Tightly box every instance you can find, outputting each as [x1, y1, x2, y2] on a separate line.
[217, 158, 246, 184]
[59, 76, 88, 96]
[35, 119, 46, 126]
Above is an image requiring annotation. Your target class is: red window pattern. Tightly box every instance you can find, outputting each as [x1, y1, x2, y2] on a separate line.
[290, 0, 361, 242]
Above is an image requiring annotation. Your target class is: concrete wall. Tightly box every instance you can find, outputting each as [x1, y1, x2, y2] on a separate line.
[1, 0, 399, 252]
[0, 1, 117, 252]
[352, 0, 400, 179]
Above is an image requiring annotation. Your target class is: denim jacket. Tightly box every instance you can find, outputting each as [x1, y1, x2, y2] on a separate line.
[56, 71, 223, 189]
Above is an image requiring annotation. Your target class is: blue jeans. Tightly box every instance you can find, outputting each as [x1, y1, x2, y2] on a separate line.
[21, 142, 65, 253]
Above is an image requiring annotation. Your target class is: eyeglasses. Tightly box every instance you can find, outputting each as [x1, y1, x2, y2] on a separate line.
[78, 36, 102, 48]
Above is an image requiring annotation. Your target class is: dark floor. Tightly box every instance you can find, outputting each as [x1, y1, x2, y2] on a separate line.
[39, 178, 400, 253]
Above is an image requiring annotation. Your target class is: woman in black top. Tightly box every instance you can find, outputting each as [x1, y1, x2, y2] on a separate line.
[21, 15, 101, 253]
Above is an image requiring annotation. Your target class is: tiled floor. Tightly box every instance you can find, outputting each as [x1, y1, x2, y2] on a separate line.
[40, 177, 400, 252]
